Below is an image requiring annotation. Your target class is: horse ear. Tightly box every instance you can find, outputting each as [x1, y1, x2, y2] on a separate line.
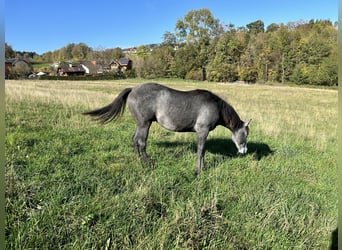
[245, 119, 252, 127]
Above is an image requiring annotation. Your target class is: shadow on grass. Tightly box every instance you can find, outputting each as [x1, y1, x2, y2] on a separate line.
[330, 228, 338, 250]
[206, 138, 274, 160]
[156, 138, 274, 161]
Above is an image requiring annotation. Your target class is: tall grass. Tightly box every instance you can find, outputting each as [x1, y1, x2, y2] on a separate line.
[5, 79, 337, 249]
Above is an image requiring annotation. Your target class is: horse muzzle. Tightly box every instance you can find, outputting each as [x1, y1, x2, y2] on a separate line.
[237, 146, 248, 155]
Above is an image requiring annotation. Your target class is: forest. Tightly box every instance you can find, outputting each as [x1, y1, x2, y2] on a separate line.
[5, 8, 337, 86]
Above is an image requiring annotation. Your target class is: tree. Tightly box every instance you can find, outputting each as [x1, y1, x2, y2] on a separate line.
[175, 8, 221, 80]
[41, 51, 53, 62]
[135, 45, 175, 78]
[246, 20, 265, 34]
[13, 61, 33, 78]
[266, 23, 280, 32]
[64, 43, 75, 60]
[206, 31, 240, 82]
[317, 52, 337, 86]
[95, 47, 125, 62]
[71, 44, 84, 60]
[288, 20, 337, 85]
[136, 45, 150, 58]
[238, 48, 258, 83]
[175, 8, 221, 43]
[150, 45, 175, 77]
[5, 43, 15, 58]
[172, 44, 197, 79]
[71, 43, 92, 60]
[270, 24, 297, 83]
[162, 31, 177, 46]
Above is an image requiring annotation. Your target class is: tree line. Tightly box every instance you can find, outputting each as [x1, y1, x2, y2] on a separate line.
[5, 42, 125, 65]
[136, 9, 337, 86]
[6, 8, 337, 86]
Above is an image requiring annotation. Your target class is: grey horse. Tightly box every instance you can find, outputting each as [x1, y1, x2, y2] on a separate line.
[83, 83, 251, 175]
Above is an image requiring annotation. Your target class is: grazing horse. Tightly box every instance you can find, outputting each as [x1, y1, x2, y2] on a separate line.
[83, 83, 251, 175]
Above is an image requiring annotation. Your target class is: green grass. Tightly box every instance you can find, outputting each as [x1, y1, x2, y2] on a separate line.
[32, 63, 52, 71]
[5, 79, 337, 249]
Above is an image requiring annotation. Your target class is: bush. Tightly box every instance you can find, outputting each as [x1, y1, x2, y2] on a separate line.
[291, 63, 309, 85]
[123, 69, 136, 78]
[291, 61, 337, 86]
[207, 64, 238, 82]
[238, 67, 258, 83]
[185, 68, 204, 81]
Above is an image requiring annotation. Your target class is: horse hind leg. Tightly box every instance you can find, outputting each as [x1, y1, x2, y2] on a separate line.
[132, 122, 151, 162]
[195, 129, 209, 176]
[132, 128, 140, 157]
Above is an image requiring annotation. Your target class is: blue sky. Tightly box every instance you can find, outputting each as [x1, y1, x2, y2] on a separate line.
[5, 0, 337, 55]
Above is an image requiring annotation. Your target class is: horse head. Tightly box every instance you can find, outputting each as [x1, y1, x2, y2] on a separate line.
[232, 119, 251, 154]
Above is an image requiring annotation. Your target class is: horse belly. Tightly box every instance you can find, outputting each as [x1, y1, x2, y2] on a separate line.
[156, 113, 195, 132]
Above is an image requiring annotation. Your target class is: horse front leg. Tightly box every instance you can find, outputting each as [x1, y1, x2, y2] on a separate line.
[195, 130, 209, 176]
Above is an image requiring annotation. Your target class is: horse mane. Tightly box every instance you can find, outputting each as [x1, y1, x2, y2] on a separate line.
[216, 96, 244, 130]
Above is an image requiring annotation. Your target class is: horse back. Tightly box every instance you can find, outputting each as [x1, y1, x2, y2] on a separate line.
[127, 83, 221, 132]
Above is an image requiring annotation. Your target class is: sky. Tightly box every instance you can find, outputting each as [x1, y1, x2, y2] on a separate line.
[5, 0, 337, 55]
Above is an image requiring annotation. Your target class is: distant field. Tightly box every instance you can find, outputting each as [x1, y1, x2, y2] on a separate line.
[5, 79, 337, 249]
[31, 63, 53, 71]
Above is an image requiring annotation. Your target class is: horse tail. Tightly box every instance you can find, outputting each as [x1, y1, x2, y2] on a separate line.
[82, 88, 132, 124]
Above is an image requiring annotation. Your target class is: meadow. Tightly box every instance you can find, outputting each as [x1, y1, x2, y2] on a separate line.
[5, 79, 337, 249]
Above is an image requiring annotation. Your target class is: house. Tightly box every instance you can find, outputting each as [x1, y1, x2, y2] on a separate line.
[108, 58, 132, 72]
[81, 61, 104, 74]
[123, 47, 137, 54]
[57, 63, 86, 76]
[5, 59, 33, 79]
[55, 59, 133, 76]
[50, 62, 60, 69]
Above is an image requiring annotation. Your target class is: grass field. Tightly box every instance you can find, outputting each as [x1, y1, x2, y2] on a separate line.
[5, 79, 337, 249]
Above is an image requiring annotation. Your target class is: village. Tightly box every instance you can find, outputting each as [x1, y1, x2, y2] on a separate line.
[5, 57, 133, 79]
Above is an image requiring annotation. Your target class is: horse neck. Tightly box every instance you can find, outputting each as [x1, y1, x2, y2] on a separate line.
[219, 99, 244, 131]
